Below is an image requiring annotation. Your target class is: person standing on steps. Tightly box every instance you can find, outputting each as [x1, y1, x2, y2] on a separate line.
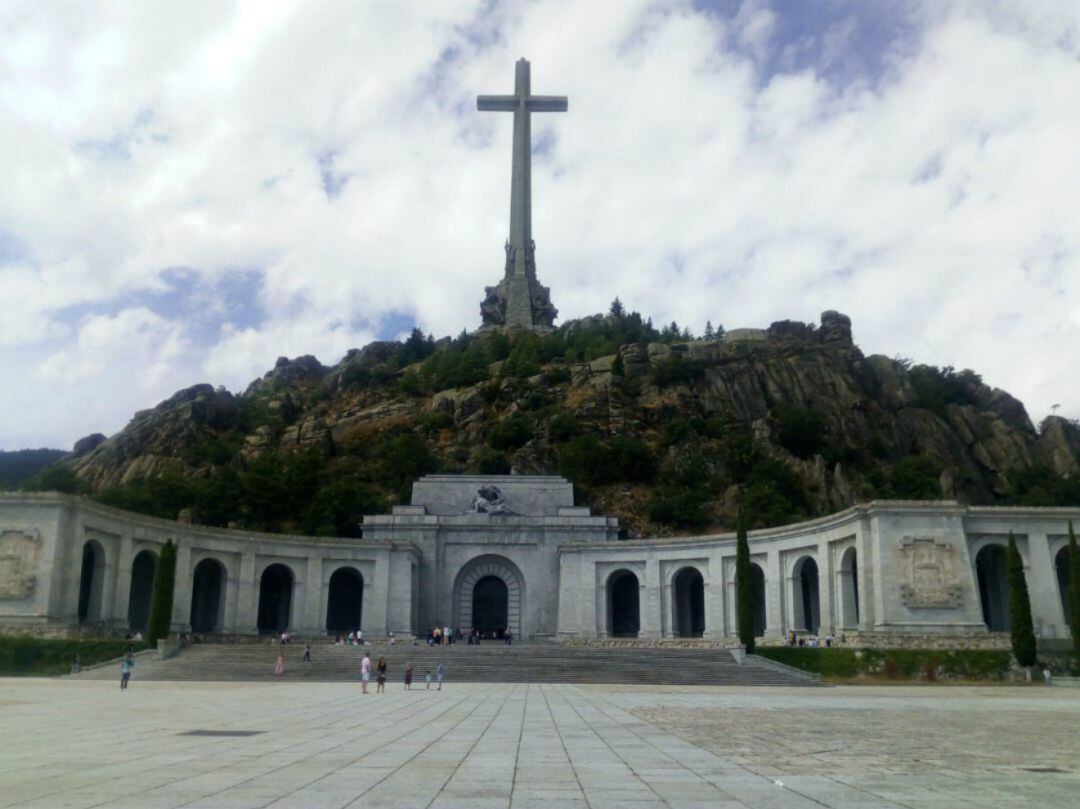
[404, 662, 413, 690]
[376, 657, 387, 694]
[120, 652, 134, 690]
[303, 643, 311, 663]
[361, 652, 371, 694]
[274, 651, 285, 679]
[425, 669, 432, 689]
[436, 662, 445, 690]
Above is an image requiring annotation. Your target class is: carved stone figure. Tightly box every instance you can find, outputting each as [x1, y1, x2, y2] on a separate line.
[897, 537, 963, 608]
[469, 486, 514, 515]
[0, 528, 41, 599]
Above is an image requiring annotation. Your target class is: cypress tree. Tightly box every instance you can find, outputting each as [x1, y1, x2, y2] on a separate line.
[1069, 521, 1080, 665]
[611, 351, 625, 378]
[735, 509, 755, 653]
[148, 539, 178, 644]
[1006, 531, 1037, 668]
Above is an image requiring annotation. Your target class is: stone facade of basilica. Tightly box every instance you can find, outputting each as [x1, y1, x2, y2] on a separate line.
[1, 475, 1076, 645]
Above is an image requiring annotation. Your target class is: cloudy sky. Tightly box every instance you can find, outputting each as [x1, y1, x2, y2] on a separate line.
[1, 0, 1078, 451]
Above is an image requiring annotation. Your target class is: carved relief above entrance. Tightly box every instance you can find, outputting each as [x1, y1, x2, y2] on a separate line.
[897, 537, 963, 609]
[0, 527, 42, 599]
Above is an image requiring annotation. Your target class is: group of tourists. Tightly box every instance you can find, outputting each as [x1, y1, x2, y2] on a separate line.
[359, 652, 444, 693]
[427, 626, 513, 645]
[787, 630, 839, 648]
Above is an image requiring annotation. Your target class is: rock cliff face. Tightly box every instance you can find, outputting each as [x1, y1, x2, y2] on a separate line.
[63, 312, 1080, 535]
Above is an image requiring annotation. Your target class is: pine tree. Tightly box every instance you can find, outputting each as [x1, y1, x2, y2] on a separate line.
[1006, 532, 1037, 668]
[1069, 521, 1080, 665]
[609, 297, 625, 319]
[148, 539, 178, 644]
[735, 509, 755, 653]
[704, 321, 714, 340]
[611, 350, 625, 378]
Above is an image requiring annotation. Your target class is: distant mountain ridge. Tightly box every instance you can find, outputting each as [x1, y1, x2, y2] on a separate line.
[0, 448, 67, 489]
[46, 309, 1080, 537]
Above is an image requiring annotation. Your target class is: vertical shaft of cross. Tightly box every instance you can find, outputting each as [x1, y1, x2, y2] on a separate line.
[509, 59, 531, 276]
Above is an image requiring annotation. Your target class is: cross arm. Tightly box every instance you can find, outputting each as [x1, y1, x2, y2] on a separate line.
[527, 96, 568, 112]
[477, 95, 517, 111]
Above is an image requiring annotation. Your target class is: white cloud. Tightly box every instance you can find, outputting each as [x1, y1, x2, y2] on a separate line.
[1, 0, 1079, 449]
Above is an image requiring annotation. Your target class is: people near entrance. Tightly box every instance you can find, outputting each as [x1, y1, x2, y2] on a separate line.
[444, 625, 452, 645]
[436, 662, 445, 690]
[825, 633, 834, 648]
[404, 663, 413, 690]
[347, 631, 355, 645]
[504, 628, 512, 646]
[279, 630, 291, 645]
[361, 652, 372, 694]
[431, 627, 441, 646]
[376, 657, 387, 693]
[120, 652, 134, 690]
[303, 643, 311, 662]
[389, 631, 396, 645]
[357, 630, 364, 645]
[274, 652, 285, 679]
[788, 630, 797, 647]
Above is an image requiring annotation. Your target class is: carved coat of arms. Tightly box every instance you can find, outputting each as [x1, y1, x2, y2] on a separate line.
[897, 537, 963, 608]
[0, 528, 42, 599]
[468, 486, 514, 515]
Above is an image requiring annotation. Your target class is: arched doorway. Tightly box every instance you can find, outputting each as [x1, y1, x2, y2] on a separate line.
[608, 570, 640, 637]
[749, 563, 767, 637]
[1056, 547, 1072, 628]
[839, 547, 859, 629]
[793, 556, 820, 635]
[77, 540, 106, 623]
[190, 558, 226, 633]
[472, 576, 509, 637]
[326, 567, 364, 633]
[673, 567, 705, 637]
[126, 550, 157, 633]
[975, 545, 1009, 631]
[257, 564, 294, 634]
[452, 556, 524, 640]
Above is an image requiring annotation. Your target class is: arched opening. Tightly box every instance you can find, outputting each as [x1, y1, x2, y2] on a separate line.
[1055, 546, 1071, 628]
[190, 558, 226, 633]
[326, 567, 364, 633]
[126, 550, 157, 633]
[975, 545, 1009, 631]
[793, 557, 820, 635]
[673, 567, 705, 637]
[608, 570, 640, 637]
[472, 575, 509, 637]
[77, 540, 106, 623]
[839, 547, 859, 629]
[257, 563, 294, 634]
[750, 563, 767, 637]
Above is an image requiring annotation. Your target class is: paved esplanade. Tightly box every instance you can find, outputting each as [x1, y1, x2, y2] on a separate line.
[478, 59, 564, 329]
[2, 681, 1077, 809]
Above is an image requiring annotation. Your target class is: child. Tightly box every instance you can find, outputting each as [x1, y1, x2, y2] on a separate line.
[120, 652, 134, 690]
[425, 669, 432, 689]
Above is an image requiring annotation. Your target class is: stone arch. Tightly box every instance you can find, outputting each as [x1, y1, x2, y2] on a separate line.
[326, 566, 364, 633]
[607, 568, 641, 637]
[190, 557, 227, 633]
[975, 544, 1009, 631]
[1056, 546, 1072, 628]
[126, 549, 158, 633]
[452, 555, 524, 639]
[748, 562, 767, 637]
[672, 566, 705, 637]
[839, 546, 859, 629]
[257, 563, 295, 634]
[77, 539, 107, 623]
[792, 556, 820, 635]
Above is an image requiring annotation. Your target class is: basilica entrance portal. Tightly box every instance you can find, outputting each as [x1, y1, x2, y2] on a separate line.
[453, 556, 523, 639]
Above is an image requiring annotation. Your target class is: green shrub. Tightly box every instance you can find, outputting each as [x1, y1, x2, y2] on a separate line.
[301, 478, 385, 537]
[651, 356, 707, 387]
[489, 413, 534, 451]
[549, 412, 579, 443]
[148, 539, 177, 644]
[774, 404, 828, 459]
[415, 411, 455, 436]
[887, 455, 944, 499]
[755, 648, 1012, 680]
[735, 511, 755, 653]
[0, 638, 151, 676]
[473, 448, 511, 475]
[908, 364, 982, 415]
[1008, 532, 1037, 667]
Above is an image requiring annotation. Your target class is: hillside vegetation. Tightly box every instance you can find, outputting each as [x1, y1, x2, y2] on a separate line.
[23, 307, 1080, 537]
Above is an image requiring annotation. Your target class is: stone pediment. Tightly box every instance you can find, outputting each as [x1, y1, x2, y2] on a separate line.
[409, 475, 578, 517]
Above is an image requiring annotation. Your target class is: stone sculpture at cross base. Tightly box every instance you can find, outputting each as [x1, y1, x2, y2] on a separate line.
[477, 58, 566, 330]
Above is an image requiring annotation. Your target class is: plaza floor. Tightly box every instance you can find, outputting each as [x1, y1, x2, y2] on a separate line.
[0, 679, 1077, 809]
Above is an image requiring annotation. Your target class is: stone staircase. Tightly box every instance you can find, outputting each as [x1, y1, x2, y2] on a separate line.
[72, 642, 820, 686]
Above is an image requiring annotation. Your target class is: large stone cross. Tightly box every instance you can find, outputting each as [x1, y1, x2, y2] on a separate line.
[477, 59, 566, 329]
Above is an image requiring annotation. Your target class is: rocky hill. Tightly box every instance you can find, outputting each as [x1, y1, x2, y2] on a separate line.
[50, 310, 1080, 537]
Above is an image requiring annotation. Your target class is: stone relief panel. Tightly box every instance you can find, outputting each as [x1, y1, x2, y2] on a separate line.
[896, 537, 963, 609]
[0, 527, 42, 599]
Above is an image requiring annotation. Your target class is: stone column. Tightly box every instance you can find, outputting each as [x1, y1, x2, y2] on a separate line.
[642, 558, 662, 639]
[765, 549, 784, 639]
[236, 552, 258, 633]
[818, 544, 834, 637]
[171, 540, 192, 633]
[300, 556, 324, 634]
[1026, 532, 1067, 638]
[110, 531, 135, 629]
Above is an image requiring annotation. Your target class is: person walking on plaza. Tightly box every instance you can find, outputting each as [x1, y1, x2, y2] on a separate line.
[303, 643, 311, 662]
[436, 662, 445, 691]
[120, 652, 134, 690]
[404, 662, 413, 690]
[426, 669, 432, 689]
[71, 653, 80, 675]
[376, 657, 387, 694]
[361, 652, 371, 694]
[274, 652, 285, 679]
